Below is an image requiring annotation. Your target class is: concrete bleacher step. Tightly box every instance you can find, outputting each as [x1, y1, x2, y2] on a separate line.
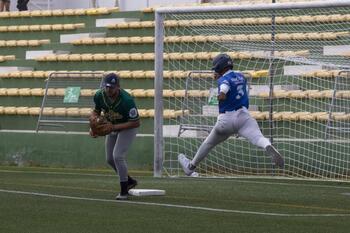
[323, 45, 350, 56]
[60, 33, 106, 44]
[284, 65, 322, 76]
[0, 67, 33, 73]
[26, 50, 70, 60]
[96, 18, 139, 28]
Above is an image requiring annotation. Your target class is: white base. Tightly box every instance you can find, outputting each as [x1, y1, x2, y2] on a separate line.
[128, 189, 165, 196]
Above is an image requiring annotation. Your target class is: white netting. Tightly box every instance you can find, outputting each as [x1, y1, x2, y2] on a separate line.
[157, 2, 350, 180]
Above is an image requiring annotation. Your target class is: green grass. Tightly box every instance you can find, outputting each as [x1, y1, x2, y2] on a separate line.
[1, 166, 350, 233]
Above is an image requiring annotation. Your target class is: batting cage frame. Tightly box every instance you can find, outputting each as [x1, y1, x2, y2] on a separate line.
[154, 1, 350, 179]
[36, 72, 105, 133]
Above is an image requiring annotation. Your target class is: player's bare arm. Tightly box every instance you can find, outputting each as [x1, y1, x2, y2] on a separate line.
[217, 92, 226, 101]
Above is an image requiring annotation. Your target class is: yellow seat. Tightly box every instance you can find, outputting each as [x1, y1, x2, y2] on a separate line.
[92, 53, 106, 61]
[52, 24, 64, 30]
[63, 9, 75, 16]
[43, 107, 54, 116]
[66, 108, 80, 117]
[0, 12, 10, 18]
[81, 53, 94, 61]
[105, 53, 118, 61]
[130, 53, 143, 60]
[30, 10, 42, 17]
[41, 10, 52, 17]
[137, 109, 146, 117]
[52, 9, 64, 16]
[40, 24, 52, 31]
[144, 71, 155, 78]
[142, 19, 155, 27]
[7, 26, 19, 32]
[7, 88, 19, 96]
[69, 54, 82, 61]
[163, 110, 176, 119]
[28, 40, 40, 46]
[29, 25, 41, 31]
[145, 109, 155, 117]
[187, 90, 203, 97]
[298, 112, 314, 121]
[93, 38, 106, 45]
[0, 88, 7, 96]
[128, 21, 143, 28]
[0, 26, 8, 32]
[80, 89, 95, 97]
[16, 107, 29, 115]
[331, 112, 346, 121]
[57, 54, 70, 61]
[53, 108, 67, 116]
[63, 24, 75, 30]
[42, 55, 57, 62]
[118, 53, 131, 61]
[6, 40, 17, 47]
[117, 70, 132, 78]
[141, 37, 154, 43]
[19, 88, 31, 96]
[103, 37, 116, 44]
[46, 88, 56, 96]
[18, 25, 30, 32]
[0, 106, 4, 115]
[4, 107, 17, 115]
[116, 37, 130, 44]
[163, 90, 175, 97]
[174, 90, 186, 97]
[79, 108, 92, 117]
[55, 88, 65, 96]
[144, 89, 155, 97]
[130, 89, 146, 97]
[29, 107, 41, 115]
[33, 71, 47, 78]
[17, 40, 28, 46]
[74, 23, 85, 29]
[74, 9, 86, 16]
[9, 11, 21, 17]
[71, 39, 83, 45]
[20, 71, 34, 78]
[129, 71, 143, 79]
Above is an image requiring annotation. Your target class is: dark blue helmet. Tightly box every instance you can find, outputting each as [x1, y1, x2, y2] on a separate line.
[211, 53, 233, 74]
[104, 73, 120, 88]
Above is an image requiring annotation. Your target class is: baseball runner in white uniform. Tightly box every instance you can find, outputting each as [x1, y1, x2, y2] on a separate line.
[178, 53, 284, 176]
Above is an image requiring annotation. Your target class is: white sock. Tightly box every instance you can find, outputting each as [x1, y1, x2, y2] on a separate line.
[256, 137, 271, 149]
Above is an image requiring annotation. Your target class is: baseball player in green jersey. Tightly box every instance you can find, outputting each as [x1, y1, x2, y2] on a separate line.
[90, 73, 140, 200]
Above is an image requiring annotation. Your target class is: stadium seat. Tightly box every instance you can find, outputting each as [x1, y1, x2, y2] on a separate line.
[29, 107, 41, 115]
[53, 108, 67, 116]
[66, 108, 80, 117]
[4, 107, 17, 115]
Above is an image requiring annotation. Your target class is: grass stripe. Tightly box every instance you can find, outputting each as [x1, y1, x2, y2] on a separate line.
[0, 188, 349, 217]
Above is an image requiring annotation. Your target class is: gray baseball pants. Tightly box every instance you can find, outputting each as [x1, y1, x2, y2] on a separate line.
[191, 107, 271, 166]
[105, 128, 138, 182]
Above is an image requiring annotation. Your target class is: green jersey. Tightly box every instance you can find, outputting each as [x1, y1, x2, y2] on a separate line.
[93, 89, 139, 124]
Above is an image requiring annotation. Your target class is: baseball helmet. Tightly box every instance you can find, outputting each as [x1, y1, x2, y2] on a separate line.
[211, 53, 233, 74]
[104, 73, 120, 88]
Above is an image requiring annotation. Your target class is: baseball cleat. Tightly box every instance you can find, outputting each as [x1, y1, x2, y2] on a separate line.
[178, 153, 196, 176]
[266, 145, 284, 168]
[127, 176, 138, 191]
[116, 193, 128, 200]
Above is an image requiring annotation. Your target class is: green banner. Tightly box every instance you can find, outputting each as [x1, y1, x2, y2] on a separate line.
[63, 87, 81, 103]
[208, 88, 218, 105]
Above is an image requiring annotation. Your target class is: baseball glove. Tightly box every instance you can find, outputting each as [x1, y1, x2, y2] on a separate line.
[89, 115, 113, 136]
